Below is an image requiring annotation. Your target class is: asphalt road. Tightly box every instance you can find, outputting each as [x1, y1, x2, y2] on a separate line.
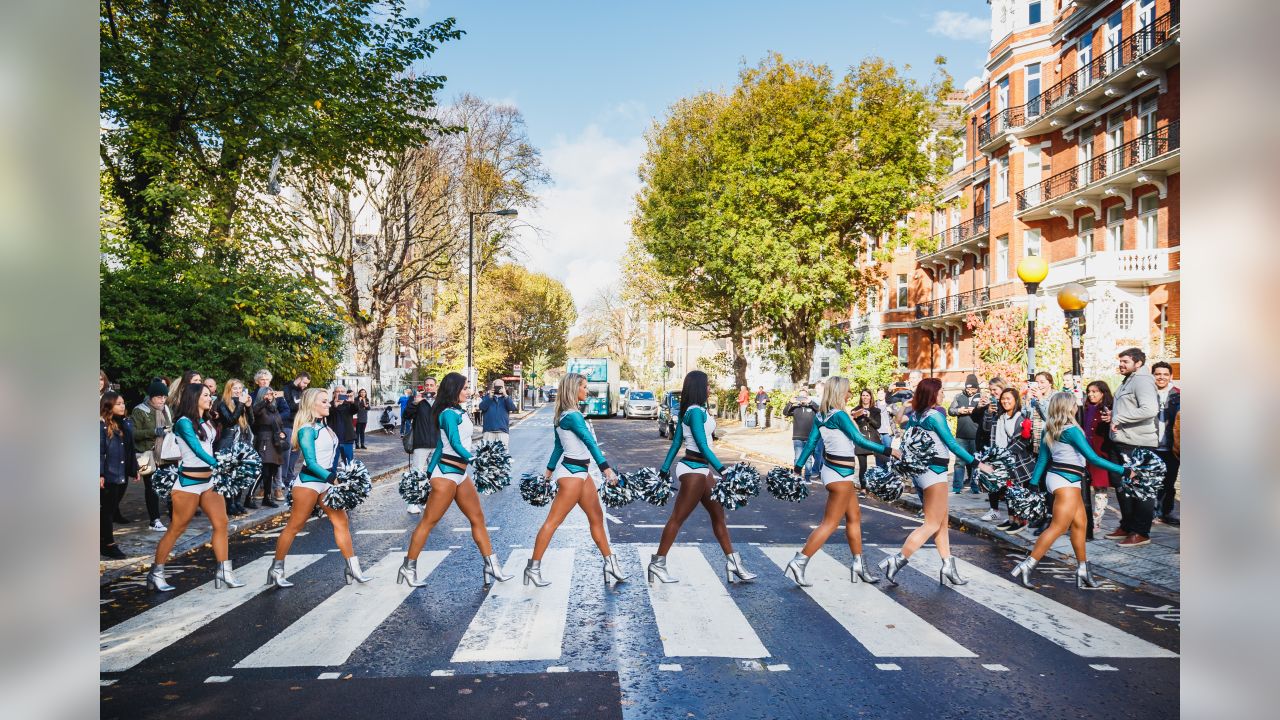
[100, 406, 1180, 719]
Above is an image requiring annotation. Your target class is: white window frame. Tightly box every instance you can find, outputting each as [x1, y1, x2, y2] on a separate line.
[896, 335, 909, 368]
[1028, 0, 1043, 26]
[1023, 228, 1042, 257]
[1025, 62, 1042, 118]
[1023, 145, 1043, 206]
[1078, 213, 1096, 255]
[896, 274, 909, 308]
[1137, 193, 1158, 250]
[995, 155, 1009, 204]
[996, 235, 1010, 281]
[1106, 205, 1125, 250]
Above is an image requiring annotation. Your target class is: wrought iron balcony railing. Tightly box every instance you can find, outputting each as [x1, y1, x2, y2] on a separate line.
[1016, 120, 1179, 211]
[915, 287, 991, 319]
[919, 212, 990, 258]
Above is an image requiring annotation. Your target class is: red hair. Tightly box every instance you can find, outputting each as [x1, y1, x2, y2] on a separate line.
[911, 378, 942, 416]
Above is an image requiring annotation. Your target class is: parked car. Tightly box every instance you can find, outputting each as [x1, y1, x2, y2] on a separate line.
[623, 390, 658, 420]
[546, 386, 558, 401]
[657, 391, 681, 438]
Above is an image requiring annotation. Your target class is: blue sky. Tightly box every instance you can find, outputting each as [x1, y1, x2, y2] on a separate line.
[406, 0, 994, 311]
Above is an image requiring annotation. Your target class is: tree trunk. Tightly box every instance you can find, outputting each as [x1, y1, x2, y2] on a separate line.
[730, 330, 748, 390]
[782, 318, 815, 385]
[353, 321, 385, 387]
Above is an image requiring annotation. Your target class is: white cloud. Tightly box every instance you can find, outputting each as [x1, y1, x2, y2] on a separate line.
[928, 11, 988, 42]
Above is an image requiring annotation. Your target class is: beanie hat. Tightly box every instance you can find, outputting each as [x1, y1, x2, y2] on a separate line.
[965, 374, 979, 389]
[146, 378, 169, 398]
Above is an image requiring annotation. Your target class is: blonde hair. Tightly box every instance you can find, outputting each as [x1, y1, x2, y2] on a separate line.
[556, 373, 585, 425]
[291, 387, 331, 451]
[1042, 392, 1080, 445]
[819, 376, 851, 416]
[221, 378, 251, 432]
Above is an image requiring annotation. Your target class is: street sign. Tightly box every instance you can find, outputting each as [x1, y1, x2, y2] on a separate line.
[513, 363, 523, 374]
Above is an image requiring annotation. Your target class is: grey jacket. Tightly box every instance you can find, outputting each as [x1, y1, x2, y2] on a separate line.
[1110, 365, 1159, 447]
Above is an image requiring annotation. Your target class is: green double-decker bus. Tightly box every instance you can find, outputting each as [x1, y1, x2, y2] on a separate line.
[566, 357, 620, 417]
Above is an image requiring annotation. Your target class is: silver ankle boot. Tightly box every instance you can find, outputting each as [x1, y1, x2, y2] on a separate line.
[603, 554, 627, 584]
[783, 551, 813, 587]
[1076, 560, 1102, 589]
[879, 553, 909, 585]
[1010, 556, 1038, 588]
[850, 554, 879, 583]
[266, 559, 293, 588]
[482, 553, 512, 588]
[523, 559, 551, 587]
[147, 563, 174, 592]
[214, 560, 245, 589]
[725, 552, 758, 583]
[939, 556, 969, 586]
[646, 554, 677, 583]
[343, 556, 372, 585]
[397, 557, 427, 587]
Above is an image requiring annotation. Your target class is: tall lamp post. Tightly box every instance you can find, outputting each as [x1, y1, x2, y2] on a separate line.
[1057, 282, 1093, 538]
[467, 208, 518, 391]
[1016, 256, 1049, 383]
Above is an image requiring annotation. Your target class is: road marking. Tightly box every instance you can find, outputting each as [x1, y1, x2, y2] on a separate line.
[254, 531, 308, 538]
[451, 548, 575, 663]
[235, 551, 448, 668]
[658, 663, 682, 672]
[726, 525, 767, 529]
[604, 512, 623, 524]
[100, 554, 325, 672]
[875, 663, 901, 671]
[760, 547, 975, 658]
[100, 679, 116, 686]
[767, 663, 791, 672]
[983, 664, 1010, 672]
[860, 504, 924, 522]
[880, 550, 1179, 658]
[1091, 664, 1119, 671]
[633, 524, 664, 529]
[317, 672, 341, 680]
[204, 675, 233, 683]
[354, 529, 405, 535]
[546, 665, 569, 673]
[452, 527, 499, 532]
[637, 545, 770, 659]
[430, 669, 455, 677]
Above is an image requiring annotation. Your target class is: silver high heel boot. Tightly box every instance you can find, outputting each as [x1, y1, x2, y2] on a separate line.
[850, 554, 879, 583]
[783, 552, 813, 587]
[146, 563, 174, 592]
[1076, 560, 1103, 589]
[214, 560, 245, 589]
[1010, 556, 1038, 588]
[266, 559, 293, 588]
[482, 553, 513, 588]
[646, 554, 677, 583]
[879, 553, 909, 585]
[603, 554, 627, 584]
[397, 557, 427, 587]
[939, 556, 969, 586]
[524, 559, 551, 587]
[725, 552, 758, 583]
[343, 556, 372, 585]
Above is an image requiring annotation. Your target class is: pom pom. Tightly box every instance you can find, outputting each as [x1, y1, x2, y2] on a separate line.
[598, 475, 636, 509]
[519, 471, 557, 507]
[471, 441, 512, 495]
[624, 467, 672, 507]
[765, 466, 809, 503]
[285, 485, 325, 518]
[323, 460, 372, 511]
[1119, 448, 1166, 502]
[211, 442, 262, 497]
[896, 427, 935, 476]
[864, 464, 905, 502]
[711, 462, 761, 510]
[152, 465, 179, 504]
[398, 468, 431, 506]
[1006, 485, 1047, 524]
[973, 446, 1014, 494]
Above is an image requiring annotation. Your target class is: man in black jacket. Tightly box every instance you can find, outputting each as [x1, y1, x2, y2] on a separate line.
[970, 376, 1005, 454]
[1151, 361, 1181, 525]
[406, 376, 438, 514]
[328, 385, 358, 465]
[784, 388, 820, 482]
[279, 372, 310, 488]
[948, 374, 982, 494]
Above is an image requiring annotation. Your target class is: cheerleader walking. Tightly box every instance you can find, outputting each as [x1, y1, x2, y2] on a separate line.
[148, 383, 244, 591]
[786, 377, 900, 586]
[1010, 392, 1129, 589]
[649, 370, 757, 584]
[525, 373, 626, 587]
[398, 373, 512, 588]
[267, 387, 371, 587]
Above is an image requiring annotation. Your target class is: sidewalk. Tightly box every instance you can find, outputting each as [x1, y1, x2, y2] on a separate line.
[716, 419, 1180, 599]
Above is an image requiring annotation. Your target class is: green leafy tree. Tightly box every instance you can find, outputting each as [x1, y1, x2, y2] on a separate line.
[838, 338, 902, 394]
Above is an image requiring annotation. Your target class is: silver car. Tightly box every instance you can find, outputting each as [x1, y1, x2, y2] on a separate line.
[623, 390, 659, 419]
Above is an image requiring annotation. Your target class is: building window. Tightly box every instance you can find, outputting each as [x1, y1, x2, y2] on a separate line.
[1078, 213, 1096, 255]
[1024, 228, 1042, 257]
[1106, 205, 1125, 250]
[1026, 62, 1042, 117]
[1137, 194, 1158, 250]
[868, 287, 878, 313]
[997, 76, 1009, 113]
[896, 335, 909, 368]
[897, 274, 908, 308]
[1028, 1, 1042, 25]
[1156, 302, 1169, 351]
[1115, 301, 1135, 331]
[819, 357, 831, 377]
[996, 235, 1010, 281]
[1023, 146, 1042, 205]
[995, 155, 1009, 204]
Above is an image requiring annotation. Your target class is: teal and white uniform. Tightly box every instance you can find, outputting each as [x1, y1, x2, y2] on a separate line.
[905, 408, 976, 490]
[173, 417, 219, 495]
[1031, 426, 1125, 493]
[425, 407, 474, 484]
[294, 420, 339, 495]
[796, 410, 888, 486]
[545, 409, 611, 487]
[660, 405, 725, 478]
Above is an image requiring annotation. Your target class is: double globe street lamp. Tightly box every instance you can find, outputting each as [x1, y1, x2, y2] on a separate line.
[467, 208, 518, 391]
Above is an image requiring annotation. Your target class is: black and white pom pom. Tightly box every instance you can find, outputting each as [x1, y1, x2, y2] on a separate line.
[598, 474, 636, 508]
[471, 441, 512, 496]
[1006, 484, 1047, 524]
[896, 427, 935, 476]
[765, 466, 809, 502]
[711, 462, 761, 510]
[864, 464, 905, 502]
[398, 468, 431, 506]
[1119, 448, 1167, 503]
[625, 467, 672, 506]
[151, 465, 179, 504]
[211, 441, 262, 497]
[323, 460, 372, 511]
[519, 471, 557, 507]
[973, 446, 1014, 494]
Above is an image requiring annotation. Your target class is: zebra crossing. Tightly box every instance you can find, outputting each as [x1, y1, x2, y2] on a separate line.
[100, 543, 1178, 678]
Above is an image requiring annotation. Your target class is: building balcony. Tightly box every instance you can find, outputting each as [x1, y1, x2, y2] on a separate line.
[917, 212, 990, 263]
[914, 287, 992, 327]
[1044, 247, 1178, 287]
[1016, 120, 1179, 222]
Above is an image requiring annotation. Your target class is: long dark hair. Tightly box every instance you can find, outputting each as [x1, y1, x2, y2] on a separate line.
[1086, 380, 1113, 409]
[911, 377, 942, 416]
[430, 372, 467, 436]
[175, 382, 210, 440]
[999, 387, 1023, 416]
[859, 389, 874, 408]
[678, 370, 709, 420]
[100, 391, 123, 438]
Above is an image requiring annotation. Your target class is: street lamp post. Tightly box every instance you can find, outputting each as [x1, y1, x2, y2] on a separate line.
[1057, 282, 1092, 538]
[1016, 256, 1049, 383]
[466, 208, 518, 391]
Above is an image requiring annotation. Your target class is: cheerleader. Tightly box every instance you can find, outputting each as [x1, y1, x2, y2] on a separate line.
[649, 370, 757, 584]
[398, 372, 512, 588]
[1010, 392, 1129, 589]
[267, 387, 372, 587]
[148, 383, 244, 591]
[879, 378, 994, 586]
[525, 373, 626, 587]
[785, 377, 901, 586]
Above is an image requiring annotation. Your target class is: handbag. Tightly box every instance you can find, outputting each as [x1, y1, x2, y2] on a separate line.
[159, 427, 182, 462]
[402, 417, 414, 454]
[136, 450, 155, 476]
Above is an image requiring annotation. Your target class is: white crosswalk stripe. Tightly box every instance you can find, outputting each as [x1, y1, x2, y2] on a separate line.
[451, 548, 576, 663]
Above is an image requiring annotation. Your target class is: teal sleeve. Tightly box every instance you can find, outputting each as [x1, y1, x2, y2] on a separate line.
[832, 411, 887, 455]
[1029, 432, 1050, 487]
[795, 421, 822, 468]
[659, 419, 682, 474]
[297, 426, 333, 480]
[924, 413, 975, 465]
[1062, 426, 1125, 475]
[564, 413, 609, 470]
[441, 410, 473, 462]
[546, 428, 563, 471]
[686, 407, 724, 473]
[425, 443, 442, 475]
[174, 417, 218, 467]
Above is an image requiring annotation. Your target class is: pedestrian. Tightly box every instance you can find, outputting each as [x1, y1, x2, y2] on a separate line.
[100, 391, 139, 559]
[787, 377, 898, 586]
[650, 370, 758, 584]
[948, 374, 983, 494]
[405, 376, 438, 514]
[876, 386, 896, 450]
[99, 369, 111, 399]
[972, 376, 1005, 455]
[398, 373, 512, 588]
[267, 387, 372, 588]
[880, 378, 991, 586]
[479, 379, 518, 446]
[755, 386, 769, 430]
[130, 379, 172, 531]
[1081, 381, 1115, 527]
[737, 385, 750, 422]
[783, 388, 820, 483]
[1025, 371, 1056, 535]
[398, 387, 413, 436]
[354, 388, 371, 449]
[849, 389, 884, 490]
[1011, 392, 1130, 589]
[327, 385, 357, 465]
[523, 373, 626, 588]
[166, 370, 201, 413]
[1151, 361, 1181, 526]
[147, 382, 244, 592]
[987, 387, 1034, 532]
[249, 385, 285, 509]
[203, 376, 218, 399]
[213, 378, 253, 516]
[1099, 347, 1160, 546]
[278, 372, 311, 489]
